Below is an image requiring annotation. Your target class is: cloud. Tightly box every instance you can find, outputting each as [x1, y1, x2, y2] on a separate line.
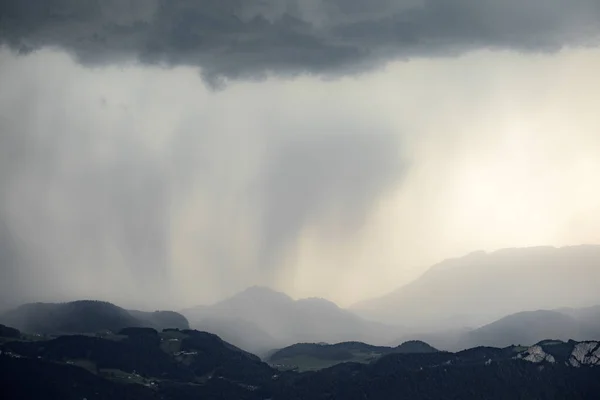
[257, 131, 404, 284]
[1, 0, 599, 84]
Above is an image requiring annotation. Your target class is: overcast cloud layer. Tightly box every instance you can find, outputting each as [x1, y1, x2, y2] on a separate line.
[1, 1, 600, 310]
[1, 0, 600, 84]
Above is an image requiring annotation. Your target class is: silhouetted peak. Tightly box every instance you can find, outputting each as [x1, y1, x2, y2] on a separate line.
[429, 250, 488, 273]
[231, 286, 293, 303]
[479, 309, 575, 328]
[1, 300, 189, 334]
[395, 340, 438, 353]
[297, 297, 340, 310]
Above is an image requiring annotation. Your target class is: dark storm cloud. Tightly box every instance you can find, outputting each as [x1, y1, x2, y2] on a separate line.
[258, 131, 404, 283]
[1, 0, 599, 84]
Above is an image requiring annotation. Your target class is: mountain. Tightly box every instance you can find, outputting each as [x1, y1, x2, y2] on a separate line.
[352, 245, 600, 330]
[395, 339, 439, 353]
[394, 327, 471, 352]
[457, 310, 580, 349]
[181, 286, 401, 356]
[0, 300, 189, 334]
[268, 340, 438, 371]
[2, 326, 600, 400]
[449, 305, 600, 351]
[127, 310, 190, 331]
[0, 325, 276, 399]
[278, 340, 600, 400]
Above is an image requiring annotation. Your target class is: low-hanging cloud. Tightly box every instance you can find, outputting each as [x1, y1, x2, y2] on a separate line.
[1, 0, 600, 84]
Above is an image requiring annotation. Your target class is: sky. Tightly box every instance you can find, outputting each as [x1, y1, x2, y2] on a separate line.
[1, 0, 600, 310]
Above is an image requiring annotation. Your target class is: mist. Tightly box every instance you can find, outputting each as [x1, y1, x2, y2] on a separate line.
[1, 0, 600, 314]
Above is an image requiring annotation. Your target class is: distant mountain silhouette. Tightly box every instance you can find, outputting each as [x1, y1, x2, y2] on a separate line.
[395, 340, 438, 353]
[451, 306, 600, 351]
[457, 310, 579, 349]
[352, 245, 600, 330]
[127, 310, 189, 331]
[181, 286, 401, 356]
[397, 327, 478, 352]
[0, 300, 189, 334]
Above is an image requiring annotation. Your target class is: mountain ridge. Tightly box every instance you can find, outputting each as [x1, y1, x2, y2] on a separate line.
[181, 286, 401, 356]
[351, 245, 600, 330]
[0, 300, 190, 334]
[2, 324, 600, 399]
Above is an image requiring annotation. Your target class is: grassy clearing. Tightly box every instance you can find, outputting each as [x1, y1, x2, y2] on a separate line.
[101, 368, 158, 387]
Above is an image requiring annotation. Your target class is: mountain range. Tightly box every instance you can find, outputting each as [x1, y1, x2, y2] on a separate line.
[1, 244, 600, 399]
[2, 245, 599, 355]
[0, 300, 190, 334]
[452, 305, 600, 350]
[2, 324, 600, 399]
[267, 340, 438, 371]
[181, 286, 401, 355]
[352, 245, 600, 330]
[179, 245, 600, 354]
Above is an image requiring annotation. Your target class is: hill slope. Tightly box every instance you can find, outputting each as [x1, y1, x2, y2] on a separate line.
[450, 305, 600, 351]
[182, 286, 401, 355]
[457, 310, 580, 349]
[268, 340, 438, 371]
[279, 340, 600, 399]
[2, 328, 600, 400]
[0, 300, 189, 334]
[352, 245, 600, 330]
